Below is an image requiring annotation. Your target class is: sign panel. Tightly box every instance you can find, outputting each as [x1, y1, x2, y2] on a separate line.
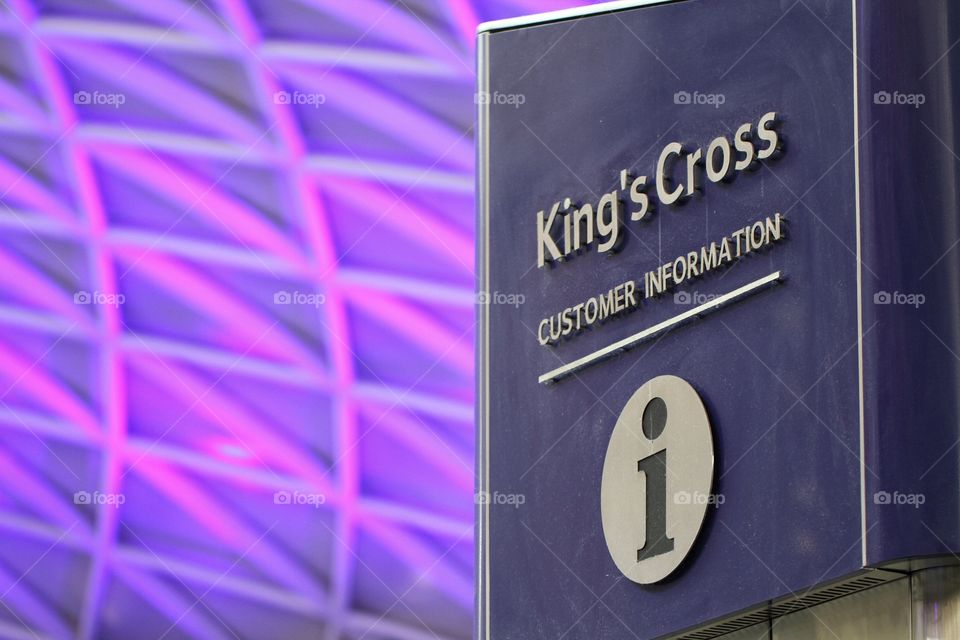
[478, 0, 960, 638]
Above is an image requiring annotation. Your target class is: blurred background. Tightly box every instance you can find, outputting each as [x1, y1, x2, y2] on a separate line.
[0, 0, 584, 638]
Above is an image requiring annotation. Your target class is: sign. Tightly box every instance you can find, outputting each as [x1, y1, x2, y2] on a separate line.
[478, 0, 960, 638]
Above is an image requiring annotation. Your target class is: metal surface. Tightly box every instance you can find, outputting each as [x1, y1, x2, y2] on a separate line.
[477, 0, 671, 33]
[858, 0, 960, 567]
[706, 565, 960, 639]
[716, 625, 770, 640]
[601, 375, 715, 584]
[772, 578, 911, 640]
[912, 567, 960, 640]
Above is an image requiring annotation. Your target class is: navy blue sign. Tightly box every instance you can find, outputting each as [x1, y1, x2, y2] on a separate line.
[478, 0, 960, 638]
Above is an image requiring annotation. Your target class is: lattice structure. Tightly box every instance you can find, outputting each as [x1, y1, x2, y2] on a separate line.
[0, 0, 582, 638]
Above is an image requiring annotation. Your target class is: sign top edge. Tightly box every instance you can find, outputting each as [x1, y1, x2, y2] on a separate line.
[477, 0, 681, 35]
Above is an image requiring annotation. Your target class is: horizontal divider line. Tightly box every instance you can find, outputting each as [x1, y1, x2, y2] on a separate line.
[538, 271, 783, 384]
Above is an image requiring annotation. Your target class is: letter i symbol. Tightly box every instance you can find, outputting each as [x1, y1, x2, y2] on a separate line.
[637, 397, 675, 562]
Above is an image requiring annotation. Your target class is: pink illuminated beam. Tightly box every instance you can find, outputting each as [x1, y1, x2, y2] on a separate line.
[113, 565, 237, 640]
[0, 448, 91, 531]
[444, 0, 480, 48]
[49, 40, 268, 144]
[0, 561, 74, 639]
[362, 517, 472, 610]
[279, 64, 473, 171]
[0, 341, 100, 437]
[127, 358, 337, 499]
[0, 74, 50, 128]
[112, 247, 322, 369]
[0, 155, 77, 223]
[361, 403, 472, 495]
[290, 0, 466, 68]
[112, 2, 226, 38]
[344, 289, 473, 375]
[91, 145, 307, 266]
[319, 177, 473, 273]
[133, 459, 326, 598]
[0, 248, 89, 326]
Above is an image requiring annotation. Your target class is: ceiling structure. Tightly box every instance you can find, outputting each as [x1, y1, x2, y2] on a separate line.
[0, 0, 582, 638]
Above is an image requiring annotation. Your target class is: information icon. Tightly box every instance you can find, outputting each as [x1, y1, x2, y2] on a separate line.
[600, 375, 715, 584]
